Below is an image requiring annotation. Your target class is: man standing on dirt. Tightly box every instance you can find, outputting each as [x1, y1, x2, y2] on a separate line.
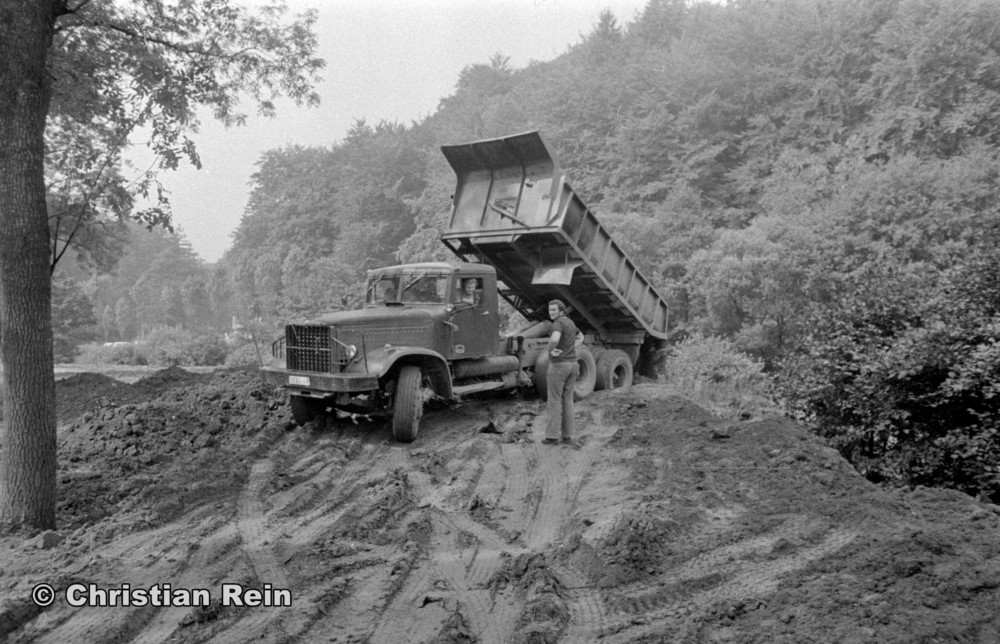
[543, 299, 582, 446]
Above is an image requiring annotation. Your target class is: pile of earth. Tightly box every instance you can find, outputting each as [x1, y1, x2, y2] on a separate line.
[553, 392, 1000, 643]
[55, 366, 288, 531]
[54, 372, 137, 421]
[0, 374, 998, 643]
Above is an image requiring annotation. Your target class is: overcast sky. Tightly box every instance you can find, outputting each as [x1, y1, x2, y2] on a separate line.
[146, 0, 650, 262]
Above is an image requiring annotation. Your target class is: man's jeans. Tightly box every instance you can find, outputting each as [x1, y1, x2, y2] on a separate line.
[545, 360, 579, 440]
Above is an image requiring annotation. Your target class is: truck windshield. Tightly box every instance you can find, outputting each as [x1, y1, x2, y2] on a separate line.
[400, 273, 447, 303]
[365, 273, 447, 306]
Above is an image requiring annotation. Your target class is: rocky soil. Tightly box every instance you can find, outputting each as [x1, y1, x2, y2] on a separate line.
[1, 367, 999, 643]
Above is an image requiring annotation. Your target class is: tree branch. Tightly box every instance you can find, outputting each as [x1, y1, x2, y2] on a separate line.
[85, 18, 268, 64]
[97, 20, 211, 56]
[65, 0, 94, 15]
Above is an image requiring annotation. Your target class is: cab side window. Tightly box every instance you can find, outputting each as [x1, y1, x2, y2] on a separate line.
[456, 277, 480, 305]
[366, 276, 399, 305]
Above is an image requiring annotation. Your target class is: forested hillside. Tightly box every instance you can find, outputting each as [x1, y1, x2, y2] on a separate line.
[73, 0, 1000, 502]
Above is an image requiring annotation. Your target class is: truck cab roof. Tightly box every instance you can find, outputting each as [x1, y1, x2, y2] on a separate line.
[366, 262, 496, 277]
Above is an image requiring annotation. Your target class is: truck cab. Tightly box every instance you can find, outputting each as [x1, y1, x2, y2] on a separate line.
[363, 263, 499, 360]
[260, 262, 506, 442]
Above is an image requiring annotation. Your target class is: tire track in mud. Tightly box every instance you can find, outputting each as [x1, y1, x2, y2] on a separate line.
[284, 402, 606, 642]
[598, 526, 860, 643]
[126, 524, 243, 644]
[528, 405, 628, 641]
[366, 412, 523, 643]
[488, 443, 534, 544]
[21, 512, 232, 644]
[227, 456, 308, 641]
[221, 430, 389, 641]
[367, 509, 523, 644]
[237, 459, 289, 588]
[269, 429, 397, 529]
[522, 438, 596, 547]
[378, 402, 622, 643]
[280, 421, 449, 642]
[556, 559, 612, 644]
[303, 543, 424, 639]
[304, 403, 539, 643]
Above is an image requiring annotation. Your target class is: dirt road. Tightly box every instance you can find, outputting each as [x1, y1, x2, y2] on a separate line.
[2, 369, 999, 642]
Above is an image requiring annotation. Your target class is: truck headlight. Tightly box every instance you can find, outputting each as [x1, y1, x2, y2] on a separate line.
[345, 344, 358, 359]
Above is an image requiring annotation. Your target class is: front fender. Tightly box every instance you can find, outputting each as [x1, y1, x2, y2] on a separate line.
[351, 346, 453, 399]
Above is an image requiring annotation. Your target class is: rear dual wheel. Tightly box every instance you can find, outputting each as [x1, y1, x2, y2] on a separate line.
[595, 349, 633, 391]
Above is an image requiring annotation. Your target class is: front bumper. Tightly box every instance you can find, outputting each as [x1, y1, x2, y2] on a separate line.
[260, 366, 379, 393]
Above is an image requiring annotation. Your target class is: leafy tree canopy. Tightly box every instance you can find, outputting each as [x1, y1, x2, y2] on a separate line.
[46, 0, 324, 271]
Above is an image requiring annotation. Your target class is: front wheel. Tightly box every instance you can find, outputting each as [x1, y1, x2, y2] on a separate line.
[289, 395, 324, 426]
[392, 365, 423, 443]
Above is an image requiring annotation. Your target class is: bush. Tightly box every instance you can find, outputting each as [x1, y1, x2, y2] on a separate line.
[777, 254, 1000, 503]
[75, 341, 148, 366]
[141, 327, 228, 366]
[224, 341, 268, 368]
[74, 327, 229, 367]
[663, 332, 771, 419]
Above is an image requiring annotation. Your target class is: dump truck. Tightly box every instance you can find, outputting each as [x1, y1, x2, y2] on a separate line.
[260, 131, 669, 441]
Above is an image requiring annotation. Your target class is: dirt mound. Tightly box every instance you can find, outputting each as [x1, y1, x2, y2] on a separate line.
[56, 368, 289, 531]
[2, 381, 998, 643]
[559, 390, 1000, 642]
[130, 364, 213, 396]
[55, 372, 135, 422]
[54, 366, 213, 424]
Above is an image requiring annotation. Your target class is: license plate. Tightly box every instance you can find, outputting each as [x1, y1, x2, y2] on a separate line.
[288, 375, 311, 387]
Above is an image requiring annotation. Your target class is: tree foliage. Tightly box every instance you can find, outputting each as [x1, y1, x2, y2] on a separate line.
[224, 121, 422, 322]
[51, 274, 98, 362]
[778, 244, 1000, 501]
[45, 0, 323, 270]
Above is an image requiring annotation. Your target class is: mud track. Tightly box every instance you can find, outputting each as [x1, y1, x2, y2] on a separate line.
[2, 371, 1000, 643]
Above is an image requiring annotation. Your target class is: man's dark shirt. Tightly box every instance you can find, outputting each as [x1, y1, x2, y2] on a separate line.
[551, 315, 579, 362]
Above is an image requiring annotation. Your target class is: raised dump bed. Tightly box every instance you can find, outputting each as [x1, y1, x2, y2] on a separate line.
[440, 130, 669, 345]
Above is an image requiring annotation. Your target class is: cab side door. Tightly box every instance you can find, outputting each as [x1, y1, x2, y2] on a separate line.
[448, 275, 497, 359]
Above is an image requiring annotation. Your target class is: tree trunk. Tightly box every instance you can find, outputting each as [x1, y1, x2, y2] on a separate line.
[0, 2, 59, 530]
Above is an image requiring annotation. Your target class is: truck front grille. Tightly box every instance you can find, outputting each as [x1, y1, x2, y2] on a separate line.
[286, 325, 331, 372]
